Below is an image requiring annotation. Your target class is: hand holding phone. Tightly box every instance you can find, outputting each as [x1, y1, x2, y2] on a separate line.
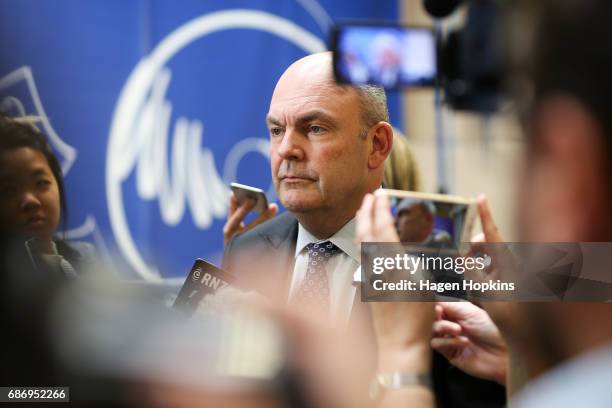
[230, 183, 269, 214]
[224, 183, 278, 246]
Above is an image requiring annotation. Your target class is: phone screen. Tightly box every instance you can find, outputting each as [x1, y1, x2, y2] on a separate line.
[376, 189, 477, 247]
[389, 196, 466, 247]
[333, 24, 437, 89]
[378, 190, 477, 300]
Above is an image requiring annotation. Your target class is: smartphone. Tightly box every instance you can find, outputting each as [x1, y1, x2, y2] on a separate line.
[376, 189, 477, 246]
[374, 189, 477, 300]
[331, 22, 437, 89]
[230, 182, 269, 214]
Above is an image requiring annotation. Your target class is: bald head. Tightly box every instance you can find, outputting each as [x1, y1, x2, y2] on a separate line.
[279, 52, 335, 86]
[266, 52, 393, 238]
[273, 52, 389, 136]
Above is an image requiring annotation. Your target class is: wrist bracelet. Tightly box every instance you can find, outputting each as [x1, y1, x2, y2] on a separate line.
[369, 372, 432, 400]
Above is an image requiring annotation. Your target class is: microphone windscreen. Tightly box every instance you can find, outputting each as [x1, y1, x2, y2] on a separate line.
[423, 0, 462, 18]
[173, 258, 236, 314]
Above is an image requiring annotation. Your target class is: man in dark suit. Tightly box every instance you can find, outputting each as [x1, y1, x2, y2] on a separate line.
[224, 51, 393, 322]
[223, 51, 505, 407]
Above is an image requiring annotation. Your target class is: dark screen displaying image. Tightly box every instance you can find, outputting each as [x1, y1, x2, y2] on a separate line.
[386, 194, 473, 299]
[335, 25, 436, 89]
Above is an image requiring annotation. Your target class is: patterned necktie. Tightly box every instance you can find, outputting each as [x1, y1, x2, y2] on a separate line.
[293, 241, 339, 314]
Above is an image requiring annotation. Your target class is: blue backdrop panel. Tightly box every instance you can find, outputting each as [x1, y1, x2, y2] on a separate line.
[0, 0, 400, 280]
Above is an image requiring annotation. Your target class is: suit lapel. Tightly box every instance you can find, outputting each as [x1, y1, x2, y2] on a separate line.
[257, 213, 298, 300]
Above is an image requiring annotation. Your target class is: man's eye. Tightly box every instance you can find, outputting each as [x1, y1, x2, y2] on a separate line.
[270, 127, 283, 137]
[310, 125, 324, 134]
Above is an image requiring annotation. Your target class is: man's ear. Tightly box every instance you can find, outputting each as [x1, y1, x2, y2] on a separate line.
[530, 96, 611, 241]
[367, 121, 393, 170]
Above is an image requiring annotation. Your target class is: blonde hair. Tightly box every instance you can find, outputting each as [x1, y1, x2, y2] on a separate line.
[383, 128, 421, 191]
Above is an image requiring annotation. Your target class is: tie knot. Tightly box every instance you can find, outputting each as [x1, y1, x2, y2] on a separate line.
[306, 241, 340, 271]
[306, 241, 339, 261]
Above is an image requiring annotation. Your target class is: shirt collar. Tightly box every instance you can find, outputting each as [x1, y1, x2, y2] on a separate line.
[295, 217, 360, 263]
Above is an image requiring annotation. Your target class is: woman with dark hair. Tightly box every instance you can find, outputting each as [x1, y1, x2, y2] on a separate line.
[0, 113, 94, 276]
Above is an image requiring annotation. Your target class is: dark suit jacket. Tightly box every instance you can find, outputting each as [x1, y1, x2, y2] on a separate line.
[222, 212, 506, 408]
[223, 212, 299, 297]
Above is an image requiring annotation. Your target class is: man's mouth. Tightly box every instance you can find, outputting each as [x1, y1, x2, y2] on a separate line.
[281, 175, 315, 183]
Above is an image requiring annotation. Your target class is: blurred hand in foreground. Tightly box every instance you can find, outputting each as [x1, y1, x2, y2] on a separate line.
[357, 193, 435, 407]
[468, 194, 529, 396]
[432, 301, 507, 385]
[469, 195, 522, 338]
[355, 193, 400, 244]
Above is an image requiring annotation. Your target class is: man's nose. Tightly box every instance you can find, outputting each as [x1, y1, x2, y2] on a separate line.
[276, 128, 305, 161]
[20, 191, 41, 211]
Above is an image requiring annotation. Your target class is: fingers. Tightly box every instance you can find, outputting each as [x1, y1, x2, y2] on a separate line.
[431, 336, 469, 354]
[223, 198, 256, 245]
[229, 192, 239, 216]
[261, 203, 279, 220]
[224, 200, 279, 246]
[471, 232, 485, 243]
[373, 194, 395, 235]
[435, 304, 444, 320]
[462, 234, 489, 282]
[432, 320, 462, 337]
[229, 198, 256, 227]
[356, 193, 400, 244]
[244, 203, 279, 231]
[435, 301, 479, 323]
[477, 194, 502, 243]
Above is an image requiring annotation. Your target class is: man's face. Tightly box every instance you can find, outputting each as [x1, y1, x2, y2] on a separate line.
[395, 204, 433, 243]
[267, 61, 370, 216]
[0, 147, 61, 243]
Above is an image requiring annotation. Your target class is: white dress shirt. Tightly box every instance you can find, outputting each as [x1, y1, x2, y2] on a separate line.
[288, 217, 360, 322]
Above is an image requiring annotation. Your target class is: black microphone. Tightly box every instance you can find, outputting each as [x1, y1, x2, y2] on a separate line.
[423, 0, 462, 18]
